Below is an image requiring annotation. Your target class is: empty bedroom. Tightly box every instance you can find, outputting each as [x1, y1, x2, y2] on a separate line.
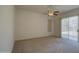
[0, 5, 79, 53]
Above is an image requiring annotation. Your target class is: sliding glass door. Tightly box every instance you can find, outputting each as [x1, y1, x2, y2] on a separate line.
[61, 16, 79, 41]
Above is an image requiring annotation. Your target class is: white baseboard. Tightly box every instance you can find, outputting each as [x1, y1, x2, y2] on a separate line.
[15, 35, 56, 41]
[0, 51, 11, 53]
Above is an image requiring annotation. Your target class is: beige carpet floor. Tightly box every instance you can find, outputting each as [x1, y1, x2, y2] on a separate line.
[13, 37, 79, 53]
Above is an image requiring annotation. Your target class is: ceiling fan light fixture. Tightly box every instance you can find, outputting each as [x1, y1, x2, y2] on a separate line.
[48, 9, 54, 16]
[48, 6, 59, 16]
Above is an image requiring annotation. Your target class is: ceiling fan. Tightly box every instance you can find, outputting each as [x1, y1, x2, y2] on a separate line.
[48, 6, 59, 16]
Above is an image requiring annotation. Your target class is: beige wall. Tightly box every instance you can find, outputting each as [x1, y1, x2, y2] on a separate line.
[15, 8, 54, 40]
[0, 6, 15, 52]
[54, 15, 61, 37]
[61, 8, 79, 17]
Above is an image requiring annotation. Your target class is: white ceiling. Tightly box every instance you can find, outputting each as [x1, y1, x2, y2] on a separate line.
[16, 5, 79, 14]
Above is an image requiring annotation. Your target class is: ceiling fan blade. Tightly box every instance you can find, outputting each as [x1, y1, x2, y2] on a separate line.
[54, 11, 59, 16]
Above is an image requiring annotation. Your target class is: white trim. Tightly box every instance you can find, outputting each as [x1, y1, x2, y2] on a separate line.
[0, 51, 11, 53]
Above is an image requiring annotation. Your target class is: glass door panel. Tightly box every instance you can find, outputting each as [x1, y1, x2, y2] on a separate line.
[61, 18, 69, 39]
[69, 16, 78, 41]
